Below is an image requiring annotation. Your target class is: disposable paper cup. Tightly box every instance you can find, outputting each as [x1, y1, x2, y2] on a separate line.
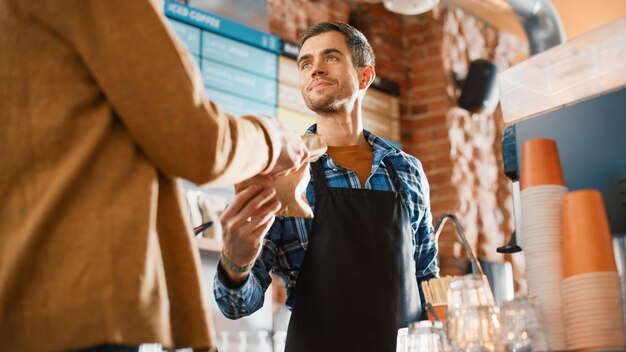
[520, 139, 565, 190]
[562, 190, 618, 278]
[427, 303, 447, 323]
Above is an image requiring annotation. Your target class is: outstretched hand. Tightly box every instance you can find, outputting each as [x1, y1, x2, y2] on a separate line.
[266, 122, 309, 177]
[220, 185, 281, 283]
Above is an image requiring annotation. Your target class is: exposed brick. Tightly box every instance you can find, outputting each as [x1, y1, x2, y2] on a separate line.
[409, 104, 428, 115]
[430, 184, 457, 199]
[408, 58, 444, 73]
[408, 73, 447, 87]
[410, 88, 447, 103]
[415, 141, 452, 157]
[407, 129, 431, 144]
[407, 31, 443, 47]
[410, 114, 446, 129]
[424, 155, 451, 169]
[429, 99, 454, 112]
[431, 198, 459, 213]
[430, 156, 453, 170]
[409, 80, 448, 94]
[400, 117, 417, 129]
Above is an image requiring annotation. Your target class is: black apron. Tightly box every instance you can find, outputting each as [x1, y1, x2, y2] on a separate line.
[285, 157, 421, 352]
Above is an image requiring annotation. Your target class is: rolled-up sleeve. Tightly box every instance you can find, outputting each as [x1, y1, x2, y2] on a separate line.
[213, 217, 283, 319]
[213, 264, 268, 320]
[408, 158, 439, 312]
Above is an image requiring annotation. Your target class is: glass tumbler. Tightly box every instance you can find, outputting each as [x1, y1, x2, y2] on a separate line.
[498, 296, 549, 352]
[408, 320, 452, 352]
[397, 327, 409, 352]
[446, 275, 501, 352]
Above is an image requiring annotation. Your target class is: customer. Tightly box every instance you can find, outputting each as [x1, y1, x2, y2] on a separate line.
[214, 22, 439, 351]
[0, 1, 307, 351]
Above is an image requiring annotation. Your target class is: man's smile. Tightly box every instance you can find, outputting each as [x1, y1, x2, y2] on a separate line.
[309, 79, 334, 92]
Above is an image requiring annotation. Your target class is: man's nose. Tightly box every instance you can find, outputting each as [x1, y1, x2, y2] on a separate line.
[310, 61, 327, 77]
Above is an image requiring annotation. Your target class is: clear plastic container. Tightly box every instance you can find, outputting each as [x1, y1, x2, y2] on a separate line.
[498, 18, 626, 124]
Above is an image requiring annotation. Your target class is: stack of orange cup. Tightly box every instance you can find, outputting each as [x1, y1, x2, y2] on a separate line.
[561, 190, 625, 350]
[520, 138, 565, 191]
[519, 138, 568, 350]
[562, 190, 618, 277]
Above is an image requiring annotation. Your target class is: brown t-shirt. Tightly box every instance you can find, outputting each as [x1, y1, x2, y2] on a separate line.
[327, 143, 374, 187]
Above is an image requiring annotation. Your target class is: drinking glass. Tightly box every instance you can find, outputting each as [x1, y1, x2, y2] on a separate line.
[498, 296, 549, 352]
[397, 327, 409, 352]
[446, 275, 501, 352]
[408, 320, 452, 352]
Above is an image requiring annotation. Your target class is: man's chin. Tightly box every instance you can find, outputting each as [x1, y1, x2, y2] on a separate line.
[304, 97, 337, 113]
[309, 105, 342, 114]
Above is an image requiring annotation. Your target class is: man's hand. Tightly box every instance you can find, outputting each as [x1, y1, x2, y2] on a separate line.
[220, 185, 281, 284]
[266, 122, 309, 176]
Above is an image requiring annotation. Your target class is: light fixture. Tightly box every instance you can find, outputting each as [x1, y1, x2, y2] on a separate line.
[382, 0, 440, 15]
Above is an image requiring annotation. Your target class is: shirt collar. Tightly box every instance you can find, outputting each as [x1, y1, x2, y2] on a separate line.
[305, 124, 397, 168]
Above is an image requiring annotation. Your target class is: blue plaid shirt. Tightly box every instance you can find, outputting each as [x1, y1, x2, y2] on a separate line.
[214, 126, 439, 319]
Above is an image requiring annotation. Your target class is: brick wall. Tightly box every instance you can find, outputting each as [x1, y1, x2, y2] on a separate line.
[441, 8, 527, 285]
[267, 0, 528, 281]
[268, 0, 351, 43]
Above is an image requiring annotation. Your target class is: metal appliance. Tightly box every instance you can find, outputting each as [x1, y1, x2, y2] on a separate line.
[497, 18, 626, 253]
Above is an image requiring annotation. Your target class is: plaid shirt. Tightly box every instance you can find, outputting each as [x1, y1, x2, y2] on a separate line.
[214, 126, 439, 319]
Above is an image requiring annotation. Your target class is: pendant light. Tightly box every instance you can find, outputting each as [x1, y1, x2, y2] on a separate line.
[382, 0, 439, 15]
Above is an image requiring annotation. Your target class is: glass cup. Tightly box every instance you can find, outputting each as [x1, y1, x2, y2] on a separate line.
[397, 327, 409, 352]
[447, 275, 496, 310]
[408, 320, 452, 352]
[446, 275, 501, 352]
[498, 296, 549, 352]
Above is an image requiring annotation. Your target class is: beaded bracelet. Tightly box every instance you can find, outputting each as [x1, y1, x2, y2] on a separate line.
[219, 251, 254, 273]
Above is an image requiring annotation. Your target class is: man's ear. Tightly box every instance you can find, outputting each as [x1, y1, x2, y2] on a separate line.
[358, 66, 376, 90]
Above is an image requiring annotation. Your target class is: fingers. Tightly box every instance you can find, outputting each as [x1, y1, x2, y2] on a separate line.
[221, 184, 264, 218]
[233, 188, 276, 227]
[248, 214, 276, 240]
[238, 199, 281, 235]
[221, 186, 278, 238]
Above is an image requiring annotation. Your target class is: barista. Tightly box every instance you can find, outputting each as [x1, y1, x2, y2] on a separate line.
[214, 22, 439, 352]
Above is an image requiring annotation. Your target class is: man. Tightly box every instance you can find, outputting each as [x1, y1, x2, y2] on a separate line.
[0, 1, 307, 351]
[214, 22, 439, 351]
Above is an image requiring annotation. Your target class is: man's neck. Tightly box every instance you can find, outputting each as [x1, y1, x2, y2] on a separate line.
[315, 101, 367, 147]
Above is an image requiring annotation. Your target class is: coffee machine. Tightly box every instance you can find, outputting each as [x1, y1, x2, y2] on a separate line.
[496, 18, 626, 274]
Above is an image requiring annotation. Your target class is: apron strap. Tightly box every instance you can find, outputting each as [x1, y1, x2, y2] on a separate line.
[382, 157, 404, 199]
[311, 159, 328, 196]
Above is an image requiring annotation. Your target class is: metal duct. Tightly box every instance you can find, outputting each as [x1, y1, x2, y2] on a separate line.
[441, 0, 566, 55]
[506, 0, 566, 54]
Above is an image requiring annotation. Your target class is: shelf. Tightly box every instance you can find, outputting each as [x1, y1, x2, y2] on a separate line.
[197, 237, 223, 252]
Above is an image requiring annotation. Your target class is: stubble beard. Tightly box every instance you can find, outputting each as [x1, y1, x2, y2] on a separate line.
[303, 92, 344, 114]
[303, 83, 352, 115]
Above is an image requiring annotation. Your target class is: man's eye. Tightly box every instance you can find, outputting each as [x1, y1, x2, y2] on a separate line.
[326, 56, 337, 62]
[300, 62, 312, 70]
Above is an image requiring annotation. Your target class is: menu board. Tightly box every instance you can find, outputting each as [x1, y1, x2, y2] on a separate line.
[164, 1, 281, 213]
[165, 1, 278, 117]
[165, 2, 401, 147]
[277, 54, 316, 134]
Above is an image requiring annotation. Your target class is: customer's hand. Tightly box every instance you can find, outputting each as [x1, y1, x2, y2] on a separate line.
[266, 123, 309, 176]
[220, 185, 281, 283]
